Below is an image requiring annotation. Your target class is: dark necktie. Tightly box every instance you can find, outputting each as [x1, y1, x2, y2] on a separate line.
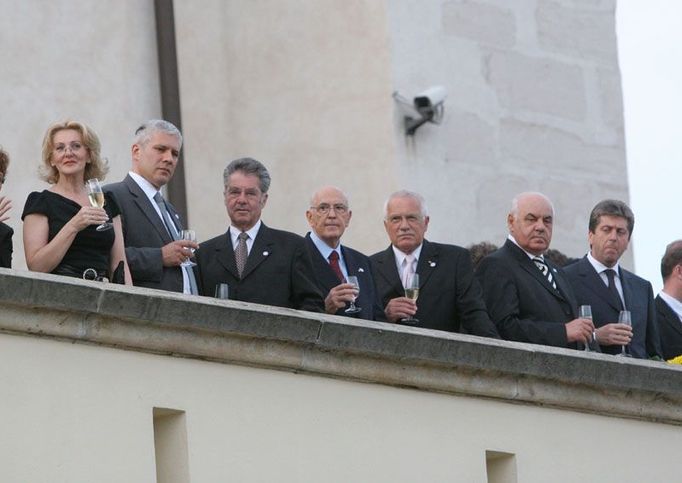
[604, 268, 624, 310]
[153, 192, 197, 294]
[153, 192, 179, 240]
[533, 257, 557, 290]
[328, 250, 345, 283]
[235, 232, 249, 278]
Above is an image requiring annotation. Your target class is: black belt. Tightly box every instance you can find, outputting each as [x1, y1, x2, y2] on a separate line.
[53, 264, 109, 282]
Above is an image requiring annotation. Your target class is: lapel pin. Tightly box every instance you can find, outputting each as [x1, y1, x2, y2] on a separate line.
[358, 268, 364, 273]
[263, 251, 269, 257]
[429, 261, 436, 267]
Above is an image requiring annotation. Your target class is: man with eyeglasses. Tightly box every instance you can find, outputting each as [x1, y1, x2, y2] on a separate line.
[304, 186, 383, 319]
[0, 147, 13, 268]
[195, 158, 324, 312]
[370, 190, 499, 337]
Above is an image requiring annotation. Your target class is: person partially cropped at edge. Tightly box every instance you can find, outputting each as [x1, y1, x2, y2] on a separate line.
[0, 147, 13, 268]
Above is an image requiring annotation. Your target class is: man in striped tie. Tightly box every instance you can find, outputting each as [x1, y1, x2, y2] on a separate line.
[476, 192, 594, 349]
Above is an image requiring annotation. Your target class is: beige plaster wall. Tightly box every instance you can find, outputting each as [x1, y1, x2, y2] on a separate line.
[1, 330, 680, 482]
[174, 0, 399, 252]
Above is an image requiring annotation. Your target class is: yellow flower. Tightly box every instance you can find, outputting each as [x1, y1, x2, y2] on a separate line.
[667, 355, 682, 365]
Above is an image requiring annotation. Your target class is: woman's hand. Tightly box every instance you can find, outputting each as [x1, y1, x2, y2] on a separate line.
[68, 206, 109, 232]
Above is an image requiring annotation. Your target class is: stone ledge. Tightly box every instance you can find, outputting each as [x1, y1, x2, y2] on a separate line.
[1, 269, 681, 425]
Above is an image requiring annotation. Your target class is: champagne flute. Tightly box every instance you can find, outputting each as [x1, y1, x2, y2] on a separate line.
[180, 229, 197, 267]
[578, 305, 593, 352]
[617, 310, 632, 357]
[344, 275, 362, 314]
[214, 283, 229, 299]
[402, 273, 420, 325]
[85, 178, 112, 231]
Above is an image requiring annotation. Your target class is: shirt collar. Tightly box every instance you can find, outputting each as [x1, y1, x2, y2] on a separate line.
[129, 171, 162, 201]
[229, 219, 262, 245]
[392, 243, 423, 266]
[587, 251, 620, 276]
[310, 231, 341, 259]
[507, 235, 544, 261]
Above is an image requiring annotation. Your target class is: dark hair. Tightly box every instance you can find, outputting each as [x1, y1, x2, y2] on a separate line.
[588, 199, 634, 237]
[544, 248, 577, 267]
[468, 242, 498, 270]
[223, 157, 271, 193]
[0, 146, 8, 177]
[661, 240, 682, 281]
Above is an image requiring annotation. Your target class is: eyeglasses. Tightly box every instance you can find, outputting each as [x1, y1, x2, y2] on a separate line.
[53, 142, 84, 154]
[311, 203, 348, 215]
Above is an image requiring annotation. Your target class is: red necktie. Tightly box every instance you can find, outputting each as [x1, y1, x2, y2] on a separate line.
[328, 251, 345, 283]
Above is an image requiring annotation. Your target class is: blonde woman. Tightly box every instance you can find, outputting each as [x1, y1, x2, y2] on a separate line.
[22, 121, 131, 284]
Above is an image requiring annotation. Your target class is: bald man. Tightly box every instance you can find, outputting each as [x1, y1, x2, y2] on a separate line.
[304, 186, 383, 320]
[476, 192, 594, 349]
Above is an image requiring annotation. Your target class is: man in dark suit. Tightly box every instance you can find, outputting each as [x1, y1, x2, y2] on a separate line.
[195, 158, 324, 312]
[105, 120, 198, 293]
[656, 240, 682, 360]
[0, 147, 12, 268]
[370, 190, 498, 337]
[304, 185, 382, 320]
[564, 199, 661, 359]
[476, 192, 593, 348]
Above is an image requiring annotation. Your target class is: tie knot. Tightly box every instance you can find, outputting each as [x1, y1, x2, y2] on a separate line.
[238, 232, 249, 242]
[604, 268, 617, 281]
[153, 192, 164, 203]
[328, 250, 339, 262]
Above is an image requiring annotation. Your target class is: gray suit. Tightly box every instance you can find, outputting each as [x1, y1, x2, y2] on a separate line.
[104, 174, 183, 292]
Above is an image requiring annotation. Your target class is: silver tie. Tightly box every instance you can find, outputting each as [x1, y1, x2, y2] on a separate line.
[235, 232, 249, 278]
[533, 257, 557, 290]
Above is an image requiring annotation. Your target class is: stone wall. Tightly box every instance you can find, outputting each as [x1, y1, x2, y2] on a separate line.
[0, 268, 680, 481]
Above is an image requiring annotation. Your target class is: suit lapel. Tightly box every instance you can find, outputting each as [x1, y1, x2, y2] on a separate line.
[374, 246, 404, 295]
[124, 175, 174, 243]
[620, 268, 634, 312]
[578, 257, 622, 312]
[215, 232, 240, 279]
[240, 223, 274, 280]
[506, 240, 566, 301]
[416, 240, 438, 288]
[657, 296, 682, 338]
[306, 233, 342, 290]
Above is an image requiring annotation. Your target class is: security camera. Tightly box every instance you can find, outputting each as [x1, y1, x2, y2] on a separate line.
[413, 86, 447, 113]
[393, 85, 447, 135]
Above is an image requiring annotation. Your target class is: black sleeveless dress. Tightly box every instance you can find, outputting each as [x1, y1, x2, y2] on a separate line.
[22, 190, 121, 278]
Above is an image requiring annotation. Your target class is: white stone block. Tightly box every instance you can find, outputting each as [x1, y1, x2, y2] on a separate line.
[487, 51, 586, 121]
[442, 0, 516, 48]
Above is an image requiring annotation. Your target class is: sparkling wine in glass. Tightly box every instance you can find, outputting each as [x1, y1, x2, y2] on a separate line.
[402, 273, 420, 325]
[579, 305, 593, 352]
[86, 178, 112, 231]
[344, 275, 362, 314]
[617, 310, 632, 357]
[180, 229, 197, 267]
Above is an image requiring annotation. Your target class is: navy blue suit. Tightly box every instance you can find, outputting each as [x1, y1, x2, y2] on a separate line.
[656, 295, 682, 360]
[371, 240, 499, 337]
[476, 239, 577, 348]
[563, 256, 662, 359]
[304, 233, 383, 320]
